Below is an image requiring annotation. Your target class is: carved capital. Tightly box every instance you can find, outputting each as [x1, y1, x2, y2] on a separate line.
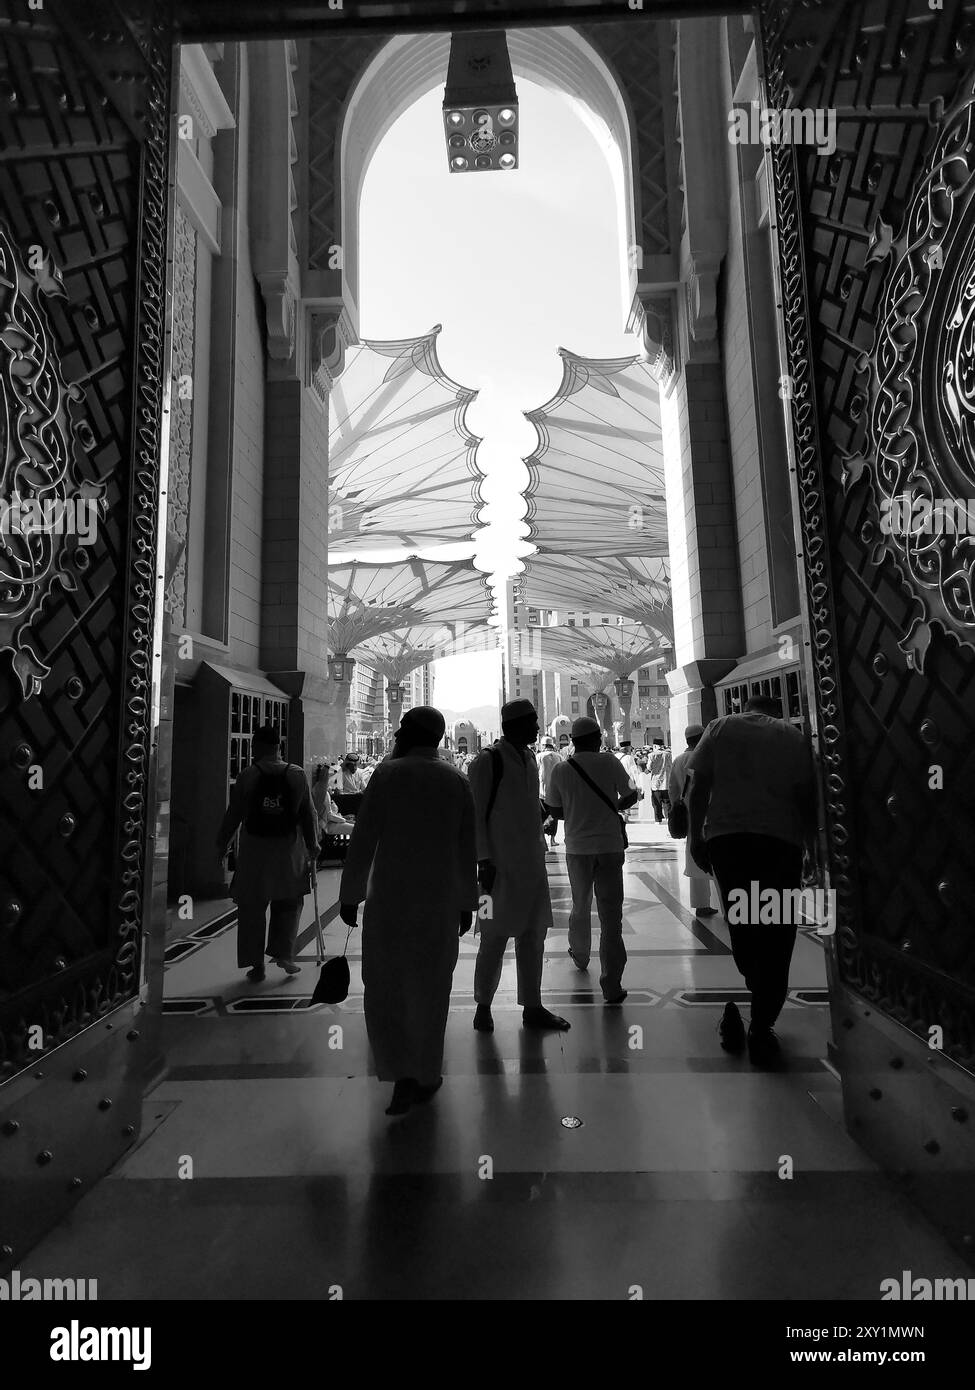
[306, 301, 357, 399]
[685, 253, 721, 344]
[628, 290, 678, 390]
[257, 272, 297, 362]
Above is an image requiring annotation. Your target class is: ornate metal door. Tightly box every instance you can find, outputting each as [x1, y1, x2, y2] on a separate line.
[0, 0, 172, 1265]
[762, 0, 975, 1253]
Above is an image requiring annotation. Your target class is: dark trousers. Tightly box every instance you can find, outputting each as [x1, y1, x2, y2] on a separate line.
[236, 897, 301, 968]
[650, 789, 670, 822]
[706, 833, 802, 1031]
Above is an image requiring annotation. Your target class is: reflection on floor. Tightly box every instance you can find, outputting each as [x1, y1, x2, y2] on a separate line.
[23, 821, 969, 1299]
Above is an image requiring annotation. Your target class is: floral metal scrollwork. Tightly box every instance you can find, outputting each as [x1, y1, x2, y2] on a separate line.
[844, 67, 975, 666]
[0, 220, 104, 699]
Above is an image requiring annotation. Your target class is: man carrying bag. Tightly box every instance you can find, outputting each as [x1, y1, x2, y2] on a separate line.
[544, 716, 639, 1005]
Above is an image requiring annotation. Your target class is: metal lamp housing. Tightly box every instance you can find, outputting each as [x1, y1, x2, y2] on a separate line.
[443, 30, 518, 173]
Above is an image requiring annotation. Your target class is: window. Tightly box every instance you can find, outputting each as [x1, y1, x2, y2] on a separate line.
[723, 683, 748, 716]
[638, 685, 651, 699]
[786, 669, 801, 720]
[570, 683, 579, 696]
[571, 701, 579, 714]
[601, 617, 609, 624]
[582, 617, 591, 627]
[567, 618, 575, 627]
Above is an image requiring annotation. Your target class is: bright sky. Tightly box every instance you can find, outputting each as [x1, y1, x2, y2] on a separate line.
[356, 75, 641, 711]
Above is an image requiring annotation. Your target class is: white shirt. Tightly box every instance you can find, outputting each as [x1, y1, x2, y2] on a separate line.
[547, 751, 634, 855]
[538, 750, 560, 800]
[686, 713, 815, 846]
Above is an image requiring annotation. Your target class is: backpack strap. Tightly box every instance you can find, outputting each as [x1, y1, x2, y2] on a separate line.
[485, 746, 503, 822]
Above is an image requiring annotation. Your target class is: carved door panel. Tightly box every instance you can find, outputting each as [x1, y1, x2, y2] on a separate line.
[763, 0, 975, 1065]
[0, 0, 172, 1263]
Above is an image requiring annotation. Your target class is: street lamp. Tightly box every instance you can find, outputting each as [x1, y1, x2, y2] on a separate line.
[328, 654, 355, 684]
[443, 30, 518, 173]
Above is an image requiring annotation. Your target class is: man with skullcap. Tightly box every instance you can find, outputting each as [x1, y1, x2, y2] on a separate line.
[467, 699, 569, 1033]
[339, 706, 479, 1115]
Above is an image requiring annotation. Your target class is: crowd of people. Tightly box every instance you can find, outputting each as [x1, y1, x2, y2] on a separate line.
[216, 692, 817, 1113]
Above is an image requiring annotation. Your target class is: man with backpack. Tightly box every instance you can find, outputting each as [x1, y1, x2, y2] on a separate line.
[544, 716, 639, 1005]
[467, 699, 569, 1033]
[215, 723, 320, 983]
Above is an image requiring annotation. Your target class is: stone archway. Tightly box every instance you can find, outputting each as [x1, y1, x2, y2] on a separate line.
[336, 27, 641, 333]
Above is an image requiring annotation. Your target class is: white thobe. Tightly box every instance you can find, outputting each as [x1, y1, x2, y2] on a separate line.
[467, 739, 553, 1006]
[669, 748, 714, 910]
[339, 748, 478, 1085]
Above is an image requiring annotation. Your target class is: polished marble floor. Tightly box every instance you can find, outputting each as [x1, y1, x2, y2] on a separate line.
[21, 821, 970, 1299]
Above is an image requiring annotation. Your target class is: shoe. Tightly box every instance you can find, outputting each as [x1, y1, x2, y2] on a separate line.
[567, 948, 589, 970]
[603, 990, 627, 1006]
[413, 1078, 443, 1104]
[274, 958, 301, 975]
[245, 966, 266, 983]
[719, 1001, 746, 1053]
[696, 906, 718, 917]
[473, 1004, 494, 1032]
[385, 1079, 418, 1115]
[522, 1006, 570, 1031]
[747, 1025, 782, 1068]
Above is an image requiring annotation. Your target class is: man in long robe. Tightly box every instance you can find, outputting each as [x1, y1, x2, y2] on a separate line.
[467, 699, 569, 1033]
[216, 724, 319, 982]
[667, 724, 717, 915]
[338, 706, 479, 1116]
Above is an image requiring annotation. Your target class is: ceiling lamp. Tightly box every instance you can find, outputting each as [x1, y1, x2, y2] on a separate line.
[443, 30, 518, 174]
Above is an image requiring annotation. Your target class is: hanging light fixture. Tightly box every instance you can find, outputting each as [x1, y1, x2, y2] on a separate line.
[443, 29, 518, 174]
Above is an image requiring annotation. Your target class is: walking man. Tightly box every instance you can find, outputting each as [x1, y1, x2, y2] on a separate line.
[686, 694, 818, 1066]
[615, 740, 641, 821]
[216, 724, 319, 982]
[468, 699, 569, 1033]
[338, 706, 478, 1115]
[545, 716, 637, 1004]
[647, 738, 672, 823]
[538, 737, 561, 850]
[668, 724, 717, 916]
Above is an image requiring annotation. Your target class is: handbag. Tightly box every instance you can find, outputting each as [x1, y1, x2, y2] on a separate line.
[667, 774, 691, 839]
[567, 758, 628, 850]
[312, 953, 350, 1005]
[311, 861, 353, 1006]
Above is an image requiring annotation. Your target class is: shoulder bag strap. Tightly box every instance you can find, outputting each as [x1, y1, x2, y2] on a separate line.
[567, 757, 623, 817]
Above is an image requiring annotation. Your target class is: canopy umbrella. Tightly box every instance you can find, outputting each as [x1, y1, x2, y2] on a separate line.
[326, 326, 485, 552]
[514, 553, 673, 643]
[520, 348, 668, 557]
[326, 558, 495, 654]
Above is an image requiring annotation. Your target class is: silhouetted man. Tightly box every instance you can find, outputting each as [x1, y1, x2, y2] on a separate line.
[338, 706, 478, 1115]
[686, 695, 817, 1066]
[545, 716, 638, 1004]
[468, 699, 569, 1033]
[216, 724, 318, 982]
[647, 738, 672, 822]
[669, 724, 717, 916]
